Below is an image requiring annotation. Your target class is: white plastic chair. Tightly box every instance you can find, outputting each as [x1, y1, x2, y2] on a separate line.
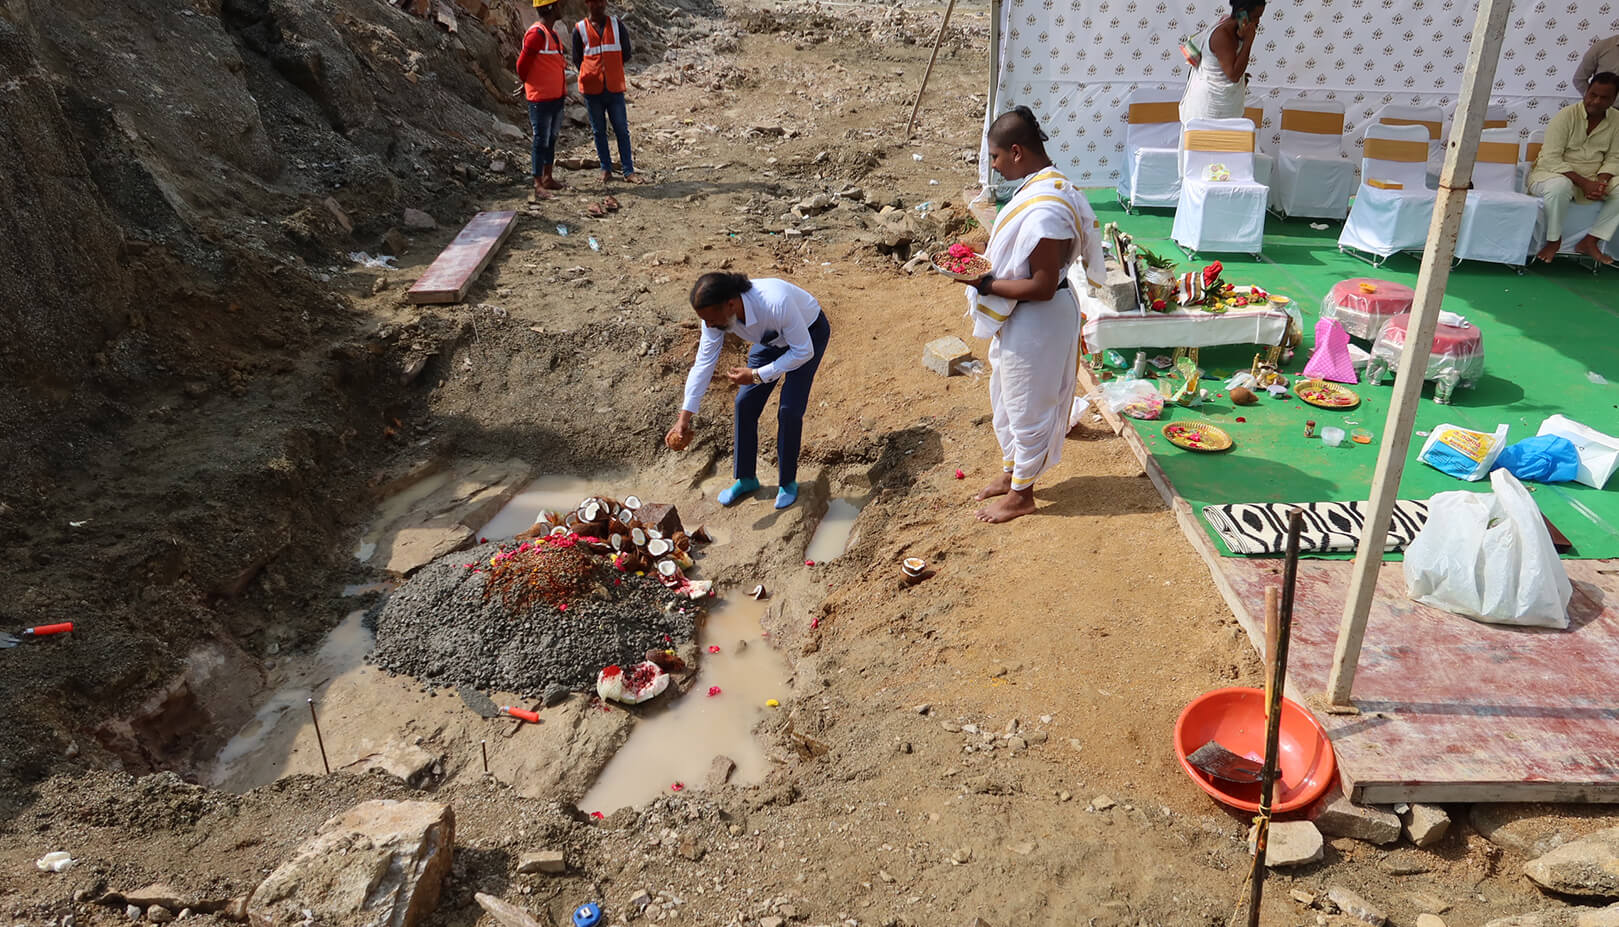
[1455, 129, 1541, 270]
[1116, 88, 1183, 212]
[1172, 117, 1269, 256]
[1245, 102, 1274, 188]
[1338, 123, 1437, 265]
[1270, 97, 1355, 220]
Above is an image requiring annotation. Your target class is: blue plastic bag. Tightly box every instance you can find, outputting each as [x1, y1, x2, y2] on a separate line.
[1493, 435, 1581, 483]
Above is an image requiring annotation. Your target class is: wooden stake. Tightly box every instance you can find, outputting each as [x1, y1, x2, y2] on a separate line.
[903, 0, 959, 139]
[1326, 0, 1515, 708]
[1247, 509, 1304, 927]
[481, 739, 489, 776]
[308, 697, 331, 775]
[1263, 586, 1280, 717]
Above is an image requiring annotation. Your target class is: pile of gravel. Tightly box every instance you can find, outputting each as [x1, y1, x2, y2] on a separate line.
[370, 542, 700, 697]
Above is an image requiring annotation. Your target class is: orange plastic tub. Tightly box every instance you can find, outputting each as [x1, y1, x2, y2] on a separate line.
[1173, 686, 1337, 813]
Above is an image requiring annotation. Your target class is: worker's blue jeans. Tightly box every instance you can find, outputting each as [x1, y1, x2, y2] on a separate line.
[583, 91, 635, 176]
[734, 312, 831, 487]
[528, 98, 565, 175]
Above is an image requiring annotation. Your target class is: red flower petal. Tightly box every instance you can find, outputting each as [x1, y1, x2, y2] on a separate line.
[708, 645, 721, 653]
[671, 782, 684, 791]
[707, 686, 722, 697]
[1236, 417, 1246, 423]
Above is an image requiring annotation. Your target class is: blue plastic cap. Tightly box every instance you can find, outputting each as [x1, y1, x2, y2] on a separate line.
[572, 903, 602, 927]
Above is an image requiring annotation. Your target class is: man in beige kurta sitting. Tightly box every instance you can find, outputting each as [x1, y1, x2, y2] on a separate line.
[1532, 72, 1619, 265]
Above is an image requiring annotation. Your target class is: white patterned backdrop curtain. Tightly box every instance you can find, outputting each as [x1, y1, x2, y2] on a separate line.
[985, 0, 1615, 186]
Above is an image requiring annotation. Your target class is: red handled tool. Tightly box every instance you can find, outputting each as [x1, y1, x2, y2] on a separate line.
[0, 622, 74, 648]
[499, 706, 540, 723]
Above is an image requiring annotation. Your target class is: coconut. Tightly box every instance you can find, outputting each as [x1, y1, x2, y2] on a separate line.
[656, 559, 680, 578]
[624, 494, 642, 510]
[1230, 386, 1258, 406]
[647, 538, 673, 557]
[691, 526, 713, 543]
[630, 527, 648, 547]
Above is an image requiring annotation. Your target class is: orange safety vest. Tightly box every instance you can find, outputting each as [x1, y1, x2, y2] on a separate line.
[576, 16, 626, 95]
[520, 22, 566, 102]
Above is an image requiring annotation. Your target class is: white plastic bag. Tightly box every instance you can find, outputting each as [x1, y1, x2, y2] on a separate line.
[1094, 379, 1164, 420]
[1537, 414, 1619, 489]
[1404, 470, 1572, 629]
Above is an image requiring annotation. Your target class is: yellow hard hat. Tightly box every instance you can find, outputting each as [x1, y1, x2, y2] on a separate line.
[533, 0, 561, 7]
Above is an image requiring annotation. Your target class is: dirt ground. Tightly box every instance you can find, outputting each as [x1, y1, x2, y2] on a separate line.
[2, 1, 1616, 925]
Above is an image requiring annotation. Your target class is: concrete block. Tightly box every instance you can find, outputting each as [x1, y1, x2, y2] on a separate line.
[923, 336, 972, 377]
[1402, 803, 1451, 848]
[1248, 820, 1324, 867]
[1309, 785, 1401, 845]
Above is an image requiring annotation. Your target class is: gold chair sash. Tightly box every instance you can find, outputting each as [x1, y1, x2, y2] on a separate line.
[1364, 137, 1430, 163]
[1280, 109, 1345, 135]
[1366, 178, 1405, 190]
[1127, 101, 1180, 124]
[1477, 141, 1520, 165]
[1183, 129, 1255, 153]
[1381, 116, 1442, 140]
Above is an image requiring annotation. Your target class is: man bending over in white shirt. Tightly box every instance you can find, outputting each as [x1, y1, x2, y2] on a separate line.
[665, 273, 831, 510]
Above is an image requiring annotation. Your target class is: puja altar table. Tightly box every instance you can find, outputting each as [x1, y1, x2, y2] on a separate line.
[1076, 287, 1294, 352]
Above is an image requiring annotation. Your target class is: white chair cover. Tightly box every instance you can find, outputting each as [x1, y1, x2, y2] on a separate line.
[1338, 124, 1438, 260]
[1117, 88, 1183, 210]
[1373, 103, 1447, 182]
[1456, 129, 1541, 268]
[1172, 117, 1268, 254]
[1244, 102, 1274, 188]
[1271, 97, 1355, 220]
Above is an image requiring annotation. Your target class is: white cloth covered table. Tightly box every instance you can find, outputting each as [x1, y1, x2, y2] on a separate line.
[1076, 284, 1291, 350]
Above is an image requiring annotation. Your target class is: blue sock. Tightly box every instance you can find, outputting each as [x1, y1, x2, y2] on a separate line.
[718, 478, 759, 506]
[775, 482, 799, 509]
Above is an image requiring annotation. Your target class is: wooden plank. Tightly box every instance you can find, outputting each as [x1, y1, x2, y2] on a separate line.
[407, 210, 516, 305]
[1326, 0, 1514, 708]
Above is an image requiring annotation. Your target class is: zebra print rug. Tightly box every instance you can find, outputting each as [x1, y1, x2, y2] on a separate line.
[1202, 500, 1431, 555]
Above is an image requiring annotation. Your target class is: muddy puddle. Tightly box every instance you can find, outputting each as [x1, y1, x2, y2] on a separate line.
[352, 471, 454, 561]
[805, 497, 864, 563]
[580, 593, 788, 814]
[207, 609, 374, 787]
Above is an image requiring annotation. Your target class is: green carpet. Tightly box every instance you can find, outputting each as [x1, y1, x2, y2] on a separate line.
[1084, 191, 1619, 560]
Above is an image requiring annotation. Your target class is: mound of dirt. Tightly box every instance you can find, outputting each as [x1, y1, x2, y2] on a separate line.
[371, 540, 700, 696]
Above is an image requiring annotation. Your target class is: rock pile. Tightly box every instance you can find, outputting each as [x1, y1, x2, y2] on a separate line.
[370, 539, 699, 697]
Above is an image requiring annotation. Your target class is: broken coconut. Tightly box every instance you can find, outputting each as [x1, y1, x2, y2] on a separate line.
[691, 526, 713, 543]
[750, 584, 768, 600]
[624, 495, 642, 510]
[596, 662, 669, 704]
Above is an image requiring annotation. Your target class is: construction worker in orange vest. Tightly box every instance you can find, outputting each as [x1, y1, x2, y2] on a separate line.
[572, 0, 645, 184]
[516, 0, 568, 201]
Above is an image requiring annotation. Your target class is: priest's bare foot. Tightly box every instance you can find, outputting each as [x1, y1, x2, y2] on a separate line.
[1535, 240, 1560, 264]
[975, 488, 1036, 523]
[1575, 235, 1615, 265]
[976, 472, 1012, 501]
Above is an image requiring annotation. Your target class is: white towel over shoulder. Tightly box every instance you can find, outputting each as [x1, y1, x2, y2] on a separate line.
[964, 168, 1106, 340]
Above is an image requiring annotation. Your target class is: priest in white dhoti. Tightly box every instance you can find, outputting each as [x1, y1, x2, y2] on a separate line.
[965, 107, 1106, 523]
